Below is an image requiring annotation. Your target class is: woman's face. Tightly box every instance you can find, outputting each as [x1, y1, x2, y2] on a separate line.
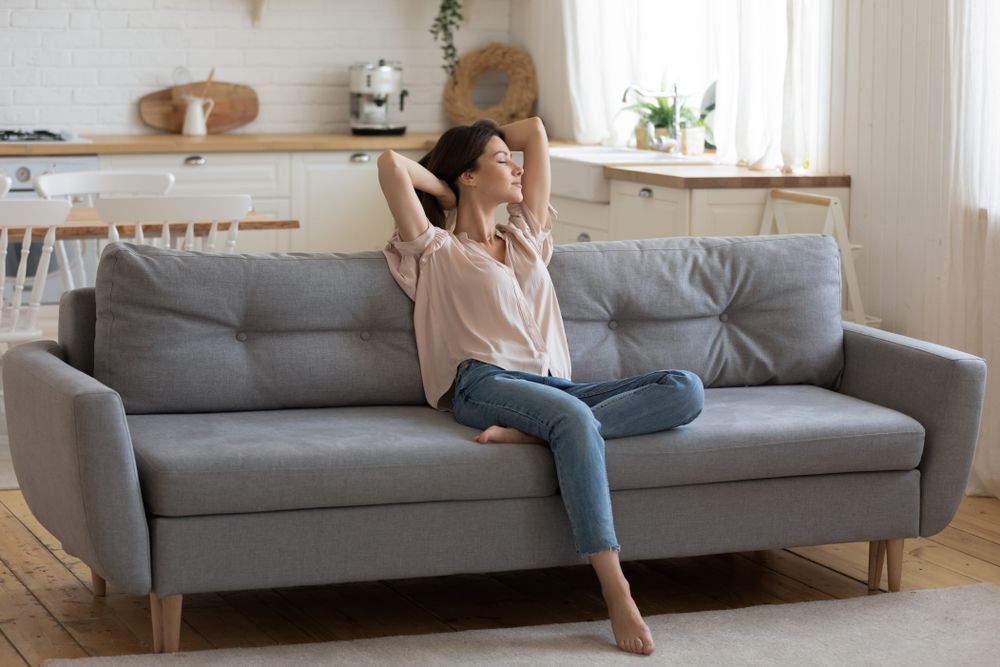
[467, 135, 524, 204]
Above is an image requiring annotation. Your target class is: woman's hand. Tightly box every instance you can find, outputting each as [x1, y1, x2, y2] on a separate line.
[436, 183, 457, 211]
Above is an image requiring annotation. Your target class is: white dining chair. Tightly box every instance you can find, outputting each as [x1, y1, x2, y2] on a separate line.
[34, 171, 175, 290]
[95, 195, 253, 254]
[0, 175, 10, 197]
[0, 198, 72, 414]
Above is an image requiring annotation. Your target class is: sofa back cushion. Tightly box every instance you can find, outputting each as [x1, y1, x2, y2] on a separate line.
[554, 234, 844, 387]
[93, 234, 843, 414]
[94, 243, 427, 413]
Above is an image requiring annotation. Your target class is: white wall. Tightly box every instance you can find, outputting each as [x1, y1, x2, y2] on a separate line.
[827, 0, 951, 341]
[0, 0, 511, 133]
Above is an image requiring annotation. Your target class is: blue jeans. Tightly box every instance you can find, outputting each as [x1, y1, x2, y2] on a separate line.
[451, 359, 704, 561]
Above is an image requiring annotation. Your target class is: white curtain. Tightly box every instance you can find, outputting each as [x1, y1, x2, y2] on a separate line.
[515, 0, 831, 170]
[714, 0, 832, 170]
[508, 0, 577, 141]
[513, 0, 723, 147]
[943, 0, 1000, 498]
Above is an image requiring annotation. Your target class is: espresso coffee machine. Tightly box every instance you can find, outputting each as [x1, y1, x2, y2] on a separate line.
[349, 59, 409, 135]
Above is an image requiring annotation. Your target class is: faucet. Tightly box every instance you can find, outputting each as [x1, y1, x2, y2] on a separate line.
[622, 84, 683, 153]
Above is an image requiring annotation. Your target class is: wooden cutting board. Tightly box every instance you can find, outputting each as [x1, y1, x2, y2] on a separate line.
[138, 81, 259, 134]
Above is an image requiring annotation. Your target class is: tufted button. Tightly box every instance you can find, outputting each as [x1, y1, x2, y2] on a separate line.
[608, 320, 619, 330]
[360, 331, 371, 341]
[719, 313, 729, 322]
[235, 332, 248, 342]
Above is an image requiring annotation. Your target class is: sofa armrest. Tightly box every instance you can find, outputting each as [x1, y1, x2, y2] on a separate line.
[3, 340, 151, 595]
[837, 321, 987, 537]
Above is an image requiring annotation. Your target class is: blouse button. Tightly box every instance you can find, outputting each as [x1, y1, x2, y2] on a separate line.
[360, 331, 371, 341]
[235, 332, 248, 342]
[608, 320, 618, 330]
[719, 313, 730, 322]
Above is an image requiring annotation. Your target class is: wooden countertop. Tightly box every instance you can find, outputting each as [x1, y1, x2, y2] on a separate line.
[0, 133, 443, 156]
[0, 134, 584, 157]
[603, 164, 851, 189]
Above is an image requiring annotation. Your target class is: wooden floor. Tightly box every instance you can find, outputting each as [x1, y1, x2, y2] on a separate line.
[0, 491, 998, 665]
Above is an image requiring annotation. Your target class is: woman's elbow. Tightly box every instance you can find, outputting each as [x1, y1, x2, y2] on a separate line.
[377, 149, 397, 172]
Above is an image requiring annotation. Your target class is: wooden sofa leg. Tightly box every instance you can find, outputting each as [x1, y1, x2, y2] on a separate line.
[867, 540, 886, 591]
[149, 592, 183, 653]
[91, 570, 106, 597]
[886, 538, 904, 592]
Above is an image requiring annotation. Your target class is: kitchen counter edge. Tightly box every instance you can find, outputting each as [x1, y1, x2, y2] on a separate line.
[603, 164, 851, 189]
[0, 134, 591, 156]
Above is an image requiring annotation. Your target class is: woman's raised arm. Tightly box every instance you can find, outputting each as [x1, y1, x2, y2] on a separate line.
[377, 150, 456, 242]
[498, 117, 551, 231]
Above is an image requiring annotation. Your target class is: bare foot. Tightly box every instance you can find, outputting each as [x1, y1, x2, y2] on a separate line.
[473, 425, 544, 445]
[605, 589, 655, 655]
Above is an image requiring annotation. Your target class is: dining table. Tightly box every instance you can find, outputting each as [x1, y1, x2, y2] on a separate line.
[5, 207, 300, 239]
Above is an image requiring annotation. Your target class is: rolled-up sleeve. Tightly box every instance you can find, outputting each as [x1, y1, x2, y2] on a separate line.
[382, 223, 450, 301]
[505, 202, 557, 266]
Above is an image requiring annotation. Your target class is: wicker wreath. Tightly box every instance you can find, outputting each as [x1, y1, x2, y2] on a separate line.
[443, 42, 537, 125]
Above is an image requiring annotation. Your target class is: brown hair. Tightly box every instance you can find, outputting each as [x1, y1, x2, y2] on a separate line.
[417, 119, 506, 228]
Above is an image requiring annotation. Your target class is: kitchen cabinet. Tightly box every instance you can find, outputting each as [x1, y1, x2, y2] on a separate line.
[690, 187, 852, 236]
[291, 150, 423, 253]
[609, 180, 851, 239]
[100, 149, 430, 254]
[549, 195, 610, 244]
[609, 181, 689, 240]
[96, 143, 852, 254]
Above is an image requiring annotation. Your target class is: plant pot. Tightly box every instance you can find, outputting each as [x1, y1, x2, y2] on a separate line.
[681, 126, 706, 156]
[634, 124, 649, 149]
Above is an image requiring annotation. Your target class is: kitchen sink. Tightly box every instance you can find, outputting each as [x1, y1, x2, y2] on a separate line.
[549, 146, 714, 202]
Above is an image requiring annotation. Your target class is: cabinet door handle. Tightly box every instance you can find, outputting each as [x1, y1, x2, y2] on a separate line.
[350, 152, 371, 163]
[184, 155, 206, 166]
[638, 187, 653, 199]
[576, 232, 592, 242]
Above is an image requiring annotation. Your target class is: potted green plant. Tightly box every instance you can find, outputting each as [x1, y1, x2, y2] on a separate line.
[623, 96, 676, 149]
[624, 96, 714, 151]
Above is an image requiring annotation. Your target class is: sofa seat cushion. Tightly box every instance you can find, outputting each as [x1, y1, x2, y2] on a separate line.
[129, 385, 924, 518]
[604, 385, 923, 491]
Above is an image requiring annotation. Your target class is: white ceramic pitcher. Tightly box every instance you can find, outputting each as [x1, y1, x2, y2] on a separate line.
[182, 95, 215, 136]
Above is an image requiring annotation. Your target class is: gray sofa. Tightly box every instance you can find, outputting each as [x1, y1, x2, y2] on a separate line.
[3, 234, 987, 654]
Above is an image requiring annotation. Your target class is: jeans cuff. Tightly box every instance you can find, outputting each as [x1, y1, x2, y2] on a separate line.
[578, 544, 621, 561]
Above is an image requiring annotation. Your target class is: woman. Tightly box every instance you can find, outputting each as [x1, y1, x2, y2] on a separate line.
[378, 117, 704, 656]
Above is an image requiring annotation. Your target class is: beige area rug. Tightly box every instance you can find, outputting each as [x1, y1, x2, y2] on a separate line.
[45, 582, 1000, 666]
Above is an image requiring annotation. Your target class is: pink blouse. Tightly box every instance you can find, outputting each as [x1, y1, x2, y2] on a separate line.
[382, 202, 572, 411]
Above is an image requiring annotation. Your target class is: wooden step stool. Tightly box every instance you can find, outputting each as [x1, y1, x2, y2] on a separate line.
[758, 188, 882, 328]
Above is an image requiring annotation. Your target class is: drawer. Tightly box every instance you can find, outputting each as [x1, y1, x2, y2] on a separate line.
[554, 221, 610, 245]
[550, 195, 610, 232]
[100, 152, 291, 199]
[610, 179, 681, 203]
[609, 180, 690, 240]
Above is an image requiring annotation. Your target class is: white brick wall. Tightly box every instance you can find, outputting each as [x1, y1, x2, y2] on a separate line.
[0, 0, 512, 133]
